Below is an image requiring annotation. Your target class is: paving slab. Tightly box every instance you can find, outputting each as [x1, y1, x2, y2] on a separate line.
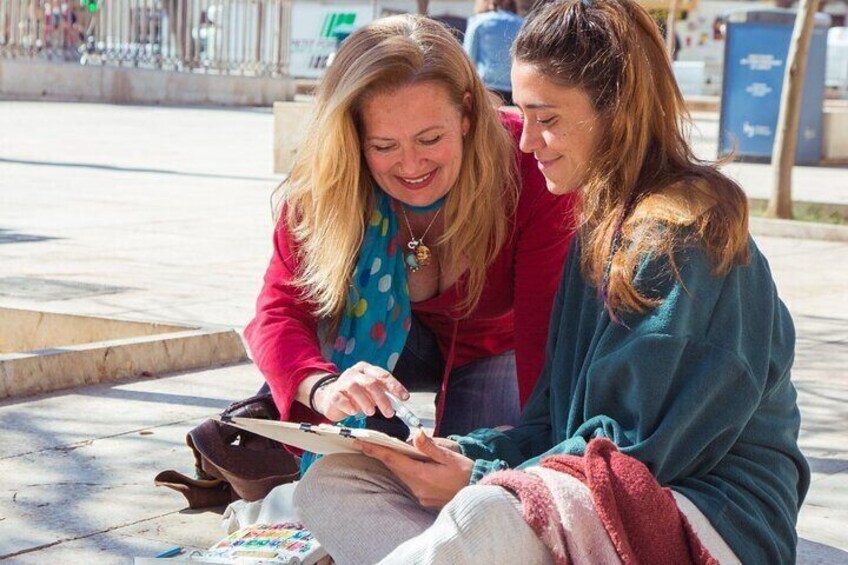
[3, 511, 224, 565]
[797, 472, 848, 558]
[0, 364, 436, 563]
[0, 364, 264, 561]
[797, 537, 848, 565]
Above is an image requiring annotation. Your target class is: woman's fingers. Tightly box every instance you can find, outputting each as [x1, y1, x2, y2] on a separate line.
[358, 364, 410, 400]
[358, 434, 474, 509]
[332, 363, 408, 418]
[431, 437, 462, 453]
[343, 381, 379, 417]
[316, 362, 411, 420]
[412, 431, 451, 464]
[360, 442, 425, 481]
[359, 376, 397, 418]
[367, 386, 396, 419]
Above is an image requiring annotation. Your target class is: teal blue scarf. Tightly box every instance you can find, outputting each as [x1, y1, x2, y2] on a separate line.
[300, 189, 412, 474]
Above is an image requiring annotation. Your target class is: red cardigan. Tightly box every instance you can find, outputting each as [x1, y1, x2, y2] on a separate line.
[244, 112, 578, 428]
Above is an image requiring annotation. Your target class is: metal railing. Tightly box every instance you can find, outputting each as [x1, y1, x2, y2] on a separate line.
[0, 0, 292, 75]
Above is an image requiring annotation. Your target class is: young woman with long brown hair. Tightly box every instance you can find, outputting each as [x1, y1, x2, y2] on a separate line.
[294, 1, 810, 563]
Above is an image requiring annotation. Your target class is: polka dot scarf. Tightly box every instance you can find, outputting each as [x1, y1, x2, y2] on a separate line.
[332, 188, 412, 375]
[299, 188, 412, 475]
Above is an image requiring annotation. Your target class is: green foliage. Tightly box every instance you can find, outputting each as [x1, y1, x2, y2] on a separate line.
[749, 198, 848, 225]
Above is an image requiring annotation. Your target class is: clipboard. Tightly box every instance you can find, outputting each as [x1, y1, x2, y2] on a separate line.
[222, 417, 431, 461]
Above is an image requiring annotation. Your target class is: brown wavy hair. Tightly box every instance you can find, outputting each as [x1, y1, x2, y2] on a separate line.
[513, 0, 749, 317]
[282, 15, 517, 320]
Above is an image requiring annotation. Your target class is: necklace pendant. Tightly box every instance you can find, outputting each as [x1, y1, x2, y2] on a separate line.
[405, 239, 432, 272]
[414, 243, 432, 268]
[400, 202, 441, 273]
[405, 251, 420, 272]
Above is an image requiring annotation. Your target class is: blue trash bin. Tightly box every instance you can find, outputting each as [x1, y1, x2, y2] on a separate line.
[719, 9, 831, 164]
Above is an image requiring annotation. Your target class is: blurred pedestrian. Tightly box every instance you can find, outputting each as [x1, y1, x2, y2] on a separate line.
[463, 0, 523, 105]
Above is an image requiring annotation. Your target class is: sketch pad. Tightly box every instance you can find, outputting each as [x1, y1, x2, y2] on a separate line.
[222, 417, 431, 461]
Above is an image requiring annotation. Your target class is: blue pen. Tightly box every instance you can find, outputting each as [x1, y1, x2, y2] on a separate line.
[155, 546, 183, 558]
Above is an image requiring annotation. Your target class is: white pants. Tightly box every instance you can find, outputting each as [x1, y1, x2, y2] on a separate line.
[293, 453, 739, 565]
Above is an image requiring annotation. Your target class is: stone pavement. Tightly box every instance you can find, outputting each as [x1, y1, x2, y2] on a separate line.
[687, 111, 848, 207]
[0, 101, 846, 563]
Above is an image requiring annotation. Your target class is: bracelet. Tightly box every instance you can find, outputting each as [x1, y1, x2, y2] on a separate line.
[308, 373, 340, 413]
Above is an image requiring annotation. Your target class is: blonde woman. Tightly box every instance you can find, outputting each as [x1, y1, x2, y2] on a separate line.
[295, 1, 809, 563]
[244, 15, 577, 471]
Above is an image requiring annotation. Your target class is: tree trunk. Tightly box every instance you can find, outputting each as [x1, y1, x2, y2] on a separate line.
[666, 0, 679, 59]
[416, 0, 428, 15]
[767, 0, 818, 219]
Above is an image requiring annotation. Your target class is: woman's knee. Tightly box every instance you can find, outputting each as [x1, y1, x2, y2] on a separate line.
[442, 485, 520, 530]
[294, 453, 365, 522]
[294, 453, 402, 513]
[413, 485, 552, 564]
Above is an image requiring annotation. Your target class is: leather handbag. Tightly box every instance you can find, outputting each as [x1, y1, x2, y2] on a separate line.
[155, 391, 300, 509]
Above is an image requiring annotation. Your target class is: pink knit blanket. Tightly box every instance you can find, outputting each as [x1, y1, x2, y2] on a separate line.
[480, 439, 717, 565]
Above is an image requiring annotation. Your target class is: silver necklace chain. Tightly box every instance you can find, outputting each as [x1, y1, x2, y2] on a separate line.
[400, 205, 442, 248]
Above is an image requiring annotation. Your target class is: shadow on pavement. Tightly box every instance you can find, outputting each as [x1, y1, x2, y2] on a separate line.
[0, 157, 278, 183]
[798, 538, 848, 564]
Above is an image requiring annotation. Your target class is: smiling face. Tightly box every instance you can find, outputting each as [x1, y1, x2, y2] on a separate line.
[359, 81, 470, 207]
[511, 61, 603, 195]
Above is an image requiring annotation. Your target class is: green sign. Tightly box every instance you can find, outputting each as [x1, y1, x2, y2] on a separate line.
[320, 12, 357, 38]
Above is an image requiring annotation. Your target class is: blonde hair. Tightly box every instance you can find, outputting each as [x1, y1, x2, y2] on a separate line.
[281, 15, 517, 320]
[514, 0, 749, 317]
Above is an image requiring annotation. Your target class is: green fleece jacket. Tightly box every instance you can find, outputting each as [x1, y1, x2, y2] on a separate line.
[457, 237, 810, 563]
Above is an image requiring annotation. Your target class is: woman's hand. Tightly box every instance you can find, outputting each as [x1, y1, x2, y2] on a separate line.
[312, 362, 409, 422]
[430, 437, 462, 453]
[357, 430, 474, 509]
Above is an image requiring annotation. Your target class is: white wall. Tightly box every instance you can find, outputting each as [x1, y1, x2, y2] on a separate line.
[0, 59, 296, 106]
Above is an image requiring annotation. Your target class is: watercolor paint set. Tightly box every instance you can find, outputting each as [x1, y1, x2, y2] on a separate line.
[196, 522, 327, 565]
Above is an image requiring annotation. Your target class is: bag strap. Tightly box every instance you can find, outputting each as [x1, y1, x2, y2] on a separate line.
[222, 391, 279, 421]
